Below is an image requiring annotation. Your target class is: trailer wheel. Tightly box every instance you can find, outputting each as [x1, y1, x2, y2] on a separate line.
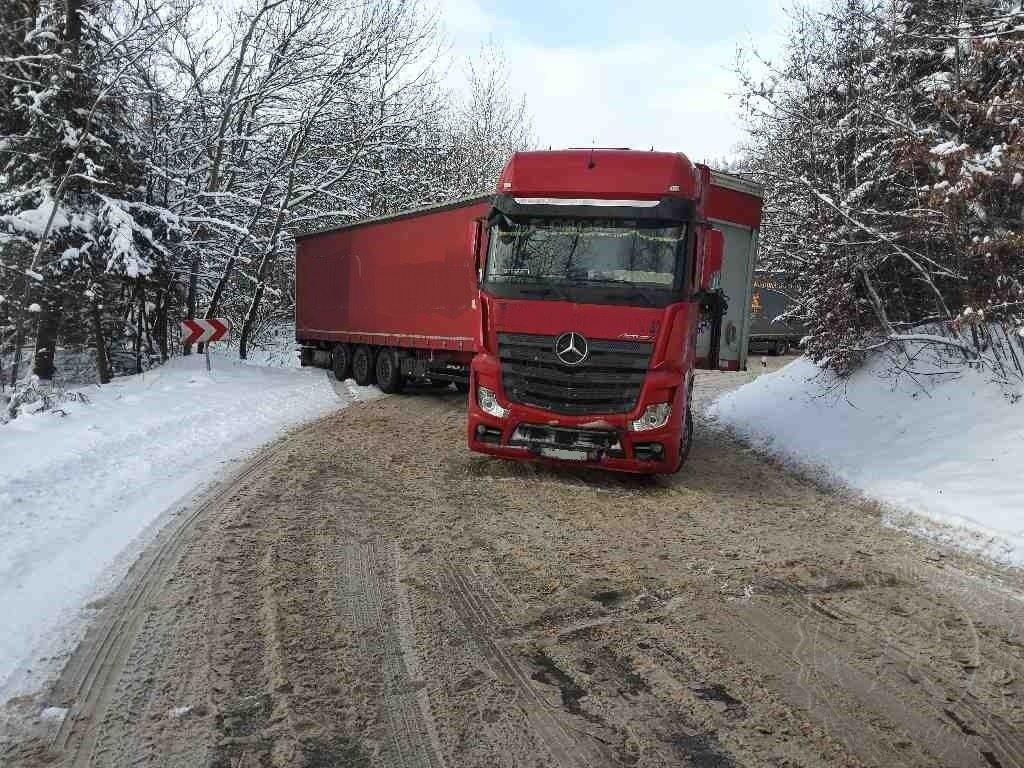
[352, 345, 376, 386]
[675, 408, 694, 472]
[332, 344, 352, 380]
[375, 349, 405, 394]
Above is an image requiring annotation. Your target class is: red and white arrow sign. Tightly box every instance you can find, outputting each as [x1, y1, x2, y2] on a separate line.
[180, 317, 231, 345]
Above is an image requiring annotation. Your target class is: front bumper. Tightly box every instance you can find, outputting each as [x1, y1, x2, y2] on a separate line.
[467, 358, 683, 475]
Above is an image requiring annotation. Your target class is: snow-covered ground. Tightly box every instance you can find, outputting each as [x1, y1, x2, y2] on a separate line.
[0, 354, 372, 702]
[709, 353, 1024, 566]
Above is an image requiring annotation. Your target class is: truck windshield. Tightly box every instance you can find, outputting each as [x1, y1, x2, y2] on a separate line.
[485, 218, 686, 291]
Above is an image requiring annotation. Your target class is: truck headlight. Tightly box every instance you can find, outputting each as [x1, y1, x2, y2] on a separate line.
[630, 402, 671, 432]
[477, 386, 509, 418]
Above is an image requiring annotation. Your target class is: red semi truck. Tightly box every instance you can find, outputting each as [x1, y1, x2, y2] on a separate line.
[296, 149, 762, 474]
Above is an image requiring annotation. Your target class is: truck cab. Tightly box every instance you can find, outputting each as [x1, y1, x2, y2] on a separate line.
[467, 149, 754, 474]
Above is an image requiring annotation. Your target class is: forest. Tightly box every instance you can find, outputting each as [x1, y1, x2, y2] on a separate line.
[0, 0, 530, 388]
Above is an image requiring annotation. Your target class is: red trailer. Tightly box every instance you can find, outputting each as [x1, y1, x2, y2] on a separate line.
[296, 149, 762, 473]
[295, 198, 491, 390]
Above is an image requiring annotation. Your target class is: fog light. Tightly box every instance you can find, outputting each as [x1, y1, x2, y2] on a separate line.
[629, 402, 671, 432]
[476, 386, 509, 418]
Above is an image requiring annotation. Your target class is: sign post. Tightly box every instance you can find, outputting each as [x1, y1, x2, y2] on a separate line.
[180, 318, 232, 372]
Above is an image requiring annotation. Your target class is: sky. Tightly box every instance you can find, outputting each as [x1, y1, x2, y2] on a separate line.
[437, 0, 806, 162]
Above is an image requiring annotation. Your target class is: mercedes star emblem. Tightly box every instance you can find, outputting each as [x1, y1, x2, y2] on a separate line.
[554, 331, 589, 366]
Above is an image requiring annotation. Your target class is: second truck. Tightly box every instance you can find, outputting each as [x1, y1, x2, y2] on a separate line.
[296, 149, 762, 474]
[748, 272, 806, 356]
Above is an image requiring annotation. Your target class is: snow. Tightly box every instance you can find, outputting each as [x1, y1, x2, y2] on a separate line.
[27, 303, 41, 313]
[0, 193, 68, 237]
[0, 354, 376, 701]
[709, 354, 1024, 566]
[919, 70, 954, 94]
[930, 140, 969, 156]
[98, 195, 151, 278]
[39, 706, 68, 723]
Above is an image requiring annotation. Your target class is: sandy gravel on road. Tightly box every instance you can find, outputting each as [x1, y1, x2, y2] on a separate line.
[4, 367, 1024, 768]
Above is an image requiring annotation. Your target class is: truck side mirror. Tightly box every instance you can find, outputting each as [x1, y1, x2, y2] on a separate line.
[701, 228, 724, 290]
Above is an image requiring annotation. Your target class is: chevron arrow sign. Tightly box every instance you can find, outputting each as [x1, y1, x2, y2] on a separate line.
[180, 318, 231, 345]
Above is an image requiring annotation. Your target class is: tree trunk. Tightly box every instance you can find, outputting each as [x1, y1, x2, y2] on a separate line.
[8, 269, 33, 386]
[65, 0, 82, 53]
[9, 313, 25, 387]
[135, 283, 145, 374]
[141, 285, 156, 358]
[91, 297, 111, 384]
[32, 288, 62, 382]
[238, 282, 263, 360]
[154, 289, 168, 361]
[184, 251, 200, 355]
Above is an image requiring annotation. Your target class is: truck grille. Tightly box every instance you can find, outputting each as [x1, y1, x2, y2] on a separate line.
[497, 333, 652, 415]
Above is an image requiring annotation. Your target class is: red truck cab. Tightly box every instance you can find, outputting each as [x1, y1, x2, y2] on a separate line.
[468, 149, 732, 474]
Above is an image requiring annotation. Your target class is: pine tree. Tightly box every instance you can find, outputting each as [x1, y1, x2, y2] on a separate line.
[0, 0, 179, 384]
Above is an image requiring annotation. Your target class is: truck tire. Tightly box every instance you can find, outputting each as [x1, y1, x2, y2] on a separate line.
[352, 345, 376, 386]
[675, 408, 694, 472]
[777, 340, 790, 356]
[375, 349, 405, 394]
[332, 344, 352, 380]
[454, 381, 470, 395]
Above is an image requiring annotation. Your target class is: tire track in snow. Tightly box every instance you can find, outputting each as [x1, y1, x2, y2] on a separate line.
[45, 415, 333, 767]
[340, 537, 445, 768]
[439, 561, 612, 768]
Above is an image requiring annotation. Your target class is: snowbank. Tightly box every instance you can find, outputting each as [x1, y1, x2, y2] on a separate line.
[0, 355, 372, 701]
[708, 355, 1024, 566]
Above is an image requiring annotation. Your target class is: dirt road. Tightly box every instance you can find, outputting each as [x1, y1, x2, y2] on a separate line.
[5, 366, 1024, 768]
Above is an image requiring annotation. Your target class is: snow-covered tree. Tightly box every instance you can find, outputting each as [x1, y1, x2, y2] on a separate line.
[1, 0, 180, 385]
[1, 0, 533, 385]
[433, 46, 534, 199]
[739, 0, 1023, 376]
[898, 0, 1024, 324]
